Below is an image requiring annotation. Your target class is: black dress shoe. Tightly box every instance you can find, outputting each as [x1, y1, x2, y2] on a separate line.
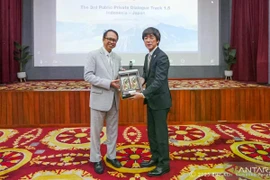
[148, 167, 170, 176]
[93, 161, 104, 174]
[140, 160, 157, 167]
[106, 157, 122, 168]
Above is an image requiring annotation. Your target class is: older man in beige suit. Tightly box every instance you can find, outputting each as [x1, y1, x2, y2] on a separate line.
[84, 29, 122, 174]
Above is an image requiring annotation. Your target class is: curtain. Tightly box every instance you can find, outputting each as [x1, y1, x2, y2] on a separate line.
[0, 0, 22, 84]
[230, 0, 268, 83]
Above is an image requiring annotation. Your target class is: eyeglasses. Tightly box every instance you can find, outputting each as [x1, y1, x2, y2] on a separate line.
[105, 37, 118, 43]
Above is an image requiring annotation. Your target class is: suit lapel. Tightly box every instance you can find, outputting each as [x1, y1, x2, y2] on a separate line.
[99, 48, 113, 77]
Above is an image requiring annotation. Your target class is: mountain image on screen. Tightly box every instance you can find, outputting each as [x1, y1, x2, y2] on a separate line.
[56, 22, 198, 54]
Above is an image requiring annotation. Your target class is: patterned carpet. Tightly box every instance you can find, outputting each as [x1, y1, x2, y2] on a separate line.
[0, 80, 266, 91]
[1, 124, 270, 179]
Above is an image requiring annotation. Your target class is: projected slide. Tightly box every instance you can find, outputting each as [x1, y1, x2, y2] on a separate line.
[56, 0, 198, 53]
[34, 0, 219, 66]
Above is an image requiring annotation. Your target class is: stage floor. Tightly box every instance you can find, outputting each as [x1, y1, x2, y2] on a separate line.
[0, 79, 267, 91]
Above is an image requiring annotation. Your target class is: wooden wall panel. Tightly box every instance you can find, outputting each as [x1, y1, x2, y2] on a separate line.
[63, 92, 70, 125]
[263, 88, 270, 121]
[11, 92, 18, 125]
[6, 92, 12, 126]
[189, 90, 196, 122]
[0, 88, 270, 127]
[17, 92, 24, 125]
[53, 92, 60, 124]
[38, 92, 45, 125]
[74, 92, 80, 124]
[33, 92, 40, 125]
[79, 91, 86, 124]
[68, 92, 75, 124]
[184, 90, 191, 122]
[43, 92, 49, 124]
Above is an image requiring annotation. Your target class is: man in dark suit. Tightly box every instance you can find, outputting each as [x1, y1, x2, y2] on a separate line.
[131, 27, 172, 176]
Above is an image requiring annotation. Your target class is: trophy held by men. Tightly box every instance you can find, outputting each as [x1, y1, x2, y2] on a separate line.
[118, 69, 142, 99]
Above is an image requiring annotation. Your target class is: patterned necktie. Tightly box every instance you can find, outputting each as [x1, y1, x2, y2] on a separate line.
[107, 55, 114, 76]
[107, 55, 112, 67]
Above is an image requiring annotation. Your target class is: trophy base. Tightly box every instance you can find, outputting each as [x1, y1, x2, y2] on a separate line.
[122, 90, 136, 99]
[122, 94, 135, 99]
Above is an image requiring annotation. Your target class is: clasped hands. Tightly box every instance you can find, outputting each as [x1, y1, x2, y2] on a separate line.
[110, 79, 120, 89]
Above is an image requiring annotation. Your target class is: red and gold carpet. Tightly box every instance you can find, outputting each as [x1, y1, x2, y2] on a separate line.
[0, 80, 267, 91]
[0, 124, 270, 179]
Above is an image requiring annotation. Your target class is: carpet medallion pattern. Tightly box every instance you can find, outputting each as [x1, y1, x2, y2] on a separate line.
[0, 124, 270, 179]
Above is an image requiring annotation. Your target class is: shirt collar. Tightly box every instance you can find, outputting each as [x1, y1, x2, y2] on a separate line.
[148, 46, 158, 56]
[102, 47, 112, 57]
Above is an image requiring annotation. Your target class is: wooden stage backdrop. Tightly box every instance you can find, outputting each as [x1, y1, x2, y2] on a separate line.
[0, 81, 270, 127]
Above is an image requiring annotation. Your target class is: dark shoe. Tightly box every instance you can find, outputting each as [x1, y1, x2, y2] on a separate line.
[106, 157, 122, 168]
[140, 160, 157, 167]
[148, 167, 170, 176]
[93, 161, 104, 174]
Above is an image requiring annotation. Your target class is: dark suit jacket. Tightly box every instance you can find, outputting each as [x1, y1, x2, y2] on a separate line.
[142, 47, 172, 110]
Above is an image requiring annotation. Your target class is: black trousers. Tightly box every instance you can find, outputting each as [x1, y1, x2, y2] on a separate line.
[147, 106, 170, 168]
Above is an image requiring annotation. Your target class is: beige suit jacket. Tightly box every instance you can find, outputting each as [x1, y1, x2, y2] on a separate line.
[84, 48, 121, 111]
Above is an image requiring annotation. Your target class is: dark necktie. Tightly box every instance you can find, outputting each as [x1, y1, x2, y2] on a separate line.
[147, 54, 151, 70]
